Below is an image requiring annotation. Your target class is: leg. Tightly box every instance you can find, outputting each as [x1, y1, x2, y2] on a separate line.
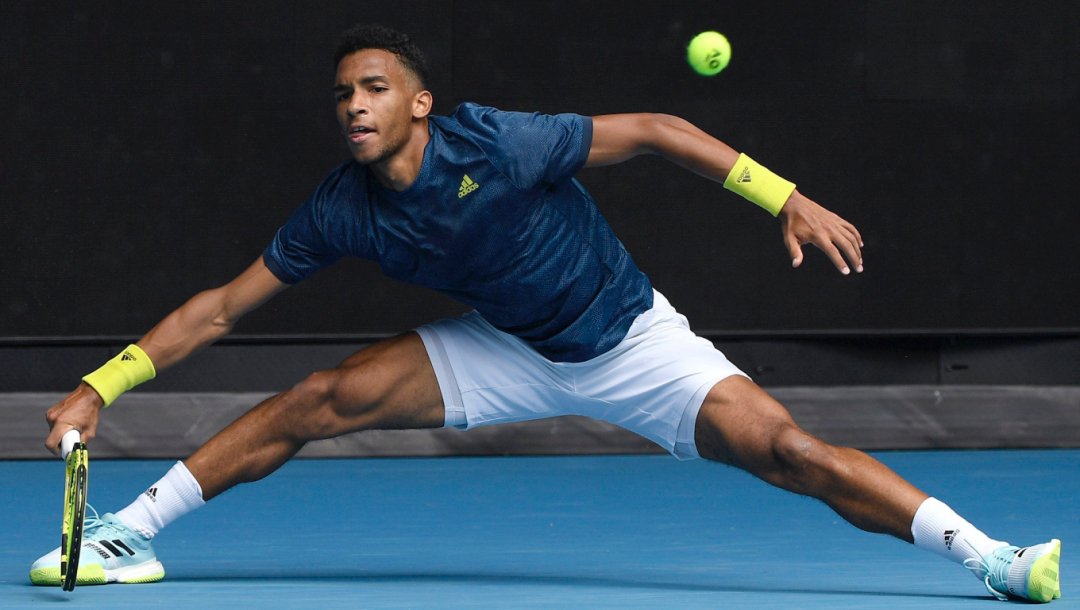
[693, 377, 1063, 601]
[31, 332, 448, 583]
[694, 375, 927, 542]
[186, 331, 443, 500]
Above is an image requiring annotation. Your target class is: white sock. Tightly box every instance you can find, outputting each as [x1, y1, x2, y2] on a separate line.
[115, 461, 206, 539]
[912, 497, 1008, 565]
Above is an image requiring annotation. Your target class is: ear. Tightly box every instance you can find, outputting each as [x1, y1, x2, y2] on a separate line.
[412, 89, 433, 119]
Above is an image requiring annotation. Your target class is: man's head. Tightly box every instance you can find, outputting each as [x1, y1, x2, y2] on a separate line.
[334, 24, 430, 90]
[333, 24, 432, 166]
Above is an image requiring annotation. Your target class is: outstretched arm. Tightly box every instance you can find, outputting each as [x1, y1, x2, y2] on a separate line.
[137, 256, 287, 370]
[586, 113, 863, 274]
[44, 256, 288, 453]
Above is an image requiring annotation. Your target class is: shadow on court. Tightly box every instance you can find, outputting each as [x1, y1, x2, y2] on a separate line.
[162, 570, 987, 600]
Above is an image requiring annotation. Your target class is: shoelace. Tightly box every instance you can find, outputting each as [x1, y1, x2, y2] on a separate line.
[82, 504, 102, 530]
[81, 505, 128, 539]
[963, 542, 1019, 601]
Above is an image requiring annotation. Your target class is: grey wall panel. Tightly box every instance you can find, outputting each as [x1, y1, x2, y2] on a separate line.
[4, 386, 1078, 459]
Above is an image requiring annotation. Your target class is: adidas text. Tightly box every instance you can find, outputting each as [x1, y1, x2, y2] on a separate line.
[458, 174, 479, 198]
[736, 166, 752, 184]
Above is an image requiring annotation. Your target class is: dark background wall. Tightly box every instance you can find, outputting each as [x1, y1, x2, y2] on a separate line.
[3, 0, 1078, 340]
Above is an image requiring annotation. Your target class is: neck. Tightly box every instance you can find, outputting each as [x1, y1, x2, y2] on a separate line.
[370, 117, 430, 192]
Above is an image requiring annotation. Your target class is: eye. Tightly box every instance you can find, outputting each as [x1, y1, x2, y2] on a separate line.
[371, 86, 388, 93]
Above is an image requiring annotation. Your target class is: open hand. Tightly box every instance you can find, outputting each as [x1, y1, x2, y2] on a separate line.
[44, 383, 104, 455]
[779, 190, 863, 275]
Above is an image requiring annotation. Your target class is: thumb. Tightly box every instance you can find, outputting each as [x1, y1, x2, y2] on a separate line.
[785, 233, 804, 268]
[45, 424, 73, 457]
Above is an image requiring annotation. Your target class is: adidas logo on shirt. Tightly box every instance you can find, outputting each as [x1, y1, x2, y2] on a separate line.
[144, 487, 158, 502]
[736, 166, 752, 184]
[458, 174, 479, 198]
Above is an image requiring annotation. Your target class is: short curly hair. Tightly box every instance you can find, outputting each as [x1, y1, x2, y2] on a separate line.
[333, 24, 430, 89]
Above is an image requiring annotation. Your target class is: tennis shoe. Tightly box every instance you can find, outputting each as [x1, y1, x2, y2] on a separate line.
[964, 539, 1061, 602]
[29, 506, 164, 586]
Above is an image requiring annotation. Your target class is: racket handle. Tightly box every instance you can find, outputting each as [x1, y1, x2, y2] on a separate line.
[61, 429, 81, 460]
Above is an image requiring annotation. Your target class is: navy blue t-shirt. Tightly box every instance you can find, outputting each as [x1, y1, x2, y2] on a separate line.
[263, 103, 653, 362]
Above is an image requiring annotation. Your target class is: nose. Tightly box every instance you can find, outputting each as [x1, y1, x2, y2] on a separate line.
[347, 94, 368, 118]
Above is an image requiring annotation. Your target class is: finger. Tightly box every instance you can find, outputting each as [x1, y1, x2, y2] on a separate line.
[839, 219, 864, 248]
[848, 223, 864, 248]
[838, 228, 863, 272]
[785, 232, 804, 268]
[817, 238, 850, 274]
[45, 424, 74, 456]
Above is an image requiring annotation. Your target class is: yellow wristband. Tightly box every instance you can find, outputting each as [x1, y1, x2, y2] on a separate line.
[82, 344, 156, 407]
[723, 153, 797, 217]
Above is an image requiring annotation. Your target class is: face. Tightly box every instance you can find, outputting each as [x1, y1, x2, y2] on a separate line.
[334, 49, 427, 165]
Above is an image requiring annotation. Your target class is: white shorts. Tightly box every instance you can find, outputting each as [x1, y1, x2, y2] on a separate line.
[415, 290, 749, 460]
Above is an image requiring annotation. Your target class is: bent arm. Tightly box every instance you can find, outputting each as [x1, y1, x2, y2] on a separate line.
[585, 113, 739, 184]
[585, 113, 863, 274]
[137, 256, 288, 371]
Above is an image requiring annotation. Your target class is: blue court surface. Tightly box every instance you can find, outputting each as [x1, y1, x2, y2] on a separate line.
[1, 450, 1076, 609]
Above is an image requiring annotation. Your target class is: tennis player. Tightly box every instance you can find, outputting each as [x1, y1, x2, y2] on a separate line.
[32, 24, 1060, 602]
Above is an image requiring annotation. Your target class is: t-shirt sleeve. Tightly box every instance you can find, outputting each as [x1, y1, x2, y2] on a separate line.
[457, 104, 593, 189]
[262, 165, 353, 284]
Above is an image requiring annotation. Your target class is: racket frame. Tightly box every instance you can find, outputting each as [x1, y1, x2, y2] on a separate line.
[60, 440, 88, 592]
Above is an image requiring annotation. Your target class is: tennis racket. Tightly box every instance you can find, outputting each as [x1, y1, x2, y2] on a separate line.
[60, 429, 88, 592]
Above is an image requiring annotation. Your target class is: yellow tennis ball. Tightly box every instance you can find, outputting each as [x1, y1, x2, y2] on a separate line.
[687, 31, 731, 76]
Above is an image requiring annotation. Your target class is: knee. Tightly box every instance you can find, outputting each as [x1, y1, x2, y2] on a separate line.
[770, 425, 837, 480]
[293, 363, 397, 416]
[281, 369, 374, 438]
[290, 370, 342, 411]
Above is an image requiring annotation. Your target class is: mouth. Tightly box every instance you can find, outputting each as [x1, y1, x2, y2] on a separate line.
[347, 124, 375, 143]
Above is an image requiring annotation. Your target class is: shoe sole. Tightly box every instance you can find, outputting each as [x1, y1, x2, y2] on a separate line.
[1026, 539, 1061, 603]
[30, 560, 164, 586]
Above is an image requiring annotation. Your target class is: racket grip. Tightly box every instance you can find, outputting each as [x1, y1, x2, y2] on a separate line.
[61, 429, 81, 460]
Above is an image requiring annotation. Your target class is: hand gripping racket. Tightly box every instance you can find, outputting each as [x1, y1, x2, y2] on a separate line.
[60, 429, 88, 592]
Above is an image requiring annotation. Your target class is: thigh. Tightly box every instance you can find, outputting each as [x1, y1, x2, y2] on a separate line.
[320, 331, 445, 431]
[419, 312, 581, 428]
[693, 375, 799, 469]
[577, 292, 749, 457]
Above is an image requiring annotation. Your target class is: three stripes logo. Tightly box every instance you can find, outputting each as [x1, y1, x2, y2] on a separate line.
[144, 487, 158, 502]
[944, 529, 958, 550]
[735, 166, 752, 184]
[97, 539, 136, 558]
[458, 174, 479, 199]
[121, 351, 137, 362]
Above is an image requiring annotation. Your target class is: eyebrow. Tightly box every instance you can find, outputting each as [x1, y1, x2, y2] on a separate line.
[333, 75, 390, 92]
